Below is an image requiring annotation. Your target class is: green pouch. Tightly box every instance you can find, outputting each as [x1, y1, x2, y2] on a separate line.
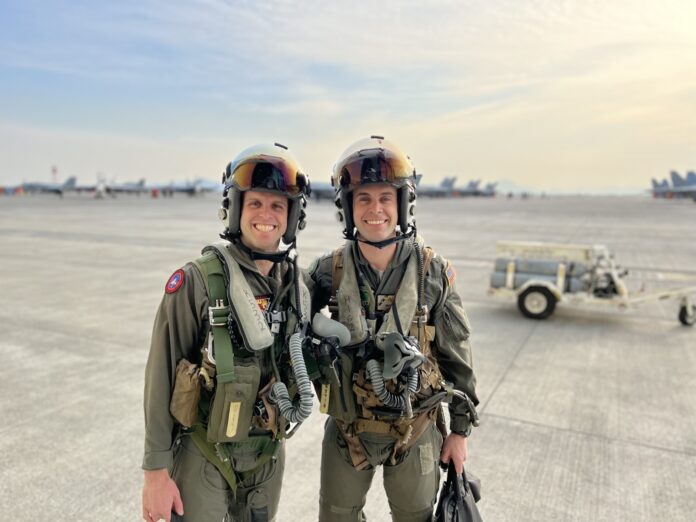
[207, 362, 261, 443]
[325, 351, 358, 424]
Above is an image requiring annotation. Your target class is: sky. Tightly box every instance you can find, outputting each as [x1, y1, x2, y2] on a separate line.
[1, 0, 695, 193]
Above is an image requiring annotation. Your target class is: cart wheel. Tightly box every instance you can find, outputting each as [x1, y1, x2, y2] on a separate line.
[517, 286, 556, 319]
[678, 305, 696, 326]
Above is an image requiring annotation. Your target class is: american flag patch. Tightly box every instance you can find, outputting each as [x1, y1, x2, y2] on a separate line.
[445, 262, 456, 286]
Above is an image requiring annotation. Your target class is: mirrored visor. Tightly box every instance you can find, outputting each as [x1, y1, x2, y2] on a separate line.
[338, 148, 414, 190]
[231, 155, 308, 197]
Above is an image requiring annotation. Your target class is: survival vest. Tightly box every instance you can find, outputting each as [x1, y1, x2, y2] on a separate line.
[320, 239, 452, 468]
[186, 243, 310, 491]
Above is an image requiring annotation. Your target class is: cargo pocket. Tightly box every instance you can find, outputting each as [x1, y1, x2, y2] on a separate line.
[207, 363, 261, 443]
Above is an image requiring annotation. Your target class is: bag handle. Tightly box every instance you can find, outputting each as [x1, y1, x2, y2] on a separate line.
[447, 462, 468, 512]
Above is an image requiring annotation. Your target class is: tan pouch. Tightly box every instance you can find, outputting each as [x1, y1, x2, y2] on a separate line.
[207, 362, 261, 443]
[170, 359, 201, 428]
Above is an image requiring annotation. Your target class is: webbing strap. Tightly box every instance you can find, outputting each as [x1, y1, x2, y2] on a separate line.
[190, 425, 238, 492]
[331, 246, 344, 298]
[422, 246, 435, 280]
[196, 252, 236, 384]
[190, 426, 280, 493]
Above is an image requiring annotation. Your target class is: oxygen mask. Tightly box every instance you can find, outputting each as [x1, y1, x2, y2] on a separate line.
[377, 331, 427, 380]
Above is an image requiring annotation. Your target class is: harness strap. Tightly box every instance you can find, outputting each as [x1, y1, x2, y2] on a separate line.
[335, 407, 439, 469]
[190, 425, 238, 492]
[194, 252, 236, 384]
[190, 425, 280, 494]
[331, 246, 344, 297]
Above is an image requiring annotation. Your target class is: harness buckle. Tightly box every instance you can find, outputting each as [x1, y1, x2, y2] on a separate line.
[265, 310, 287, 334]
[209, 299, 230, 327]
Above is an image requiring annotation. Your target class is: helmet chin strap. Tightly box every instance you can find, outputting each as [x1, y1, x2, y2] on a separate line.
[355, 226, 416, 249]
[233, 237, 295, 263]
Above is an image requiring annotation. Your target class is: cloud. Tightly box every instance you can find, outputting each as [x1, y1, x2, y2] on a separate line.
[1, 0, 696, 189]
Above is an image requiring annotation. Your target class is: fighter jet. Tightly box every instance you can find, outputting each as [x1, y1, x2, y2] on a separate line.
[416, 177, 458, 198]
[453, 179, 482, 197]
[21, 176, 77, 197]
[155, 178, 223, 197]
[480, 182, 498, 197]
[650, 178, 671, 198]
[650, 171, 696, 200]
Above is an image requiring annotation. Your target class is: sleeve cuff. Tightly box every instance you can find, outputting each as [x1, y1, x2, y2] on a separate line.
[142, 449, 174, 471]
[449, 414, 473, 437]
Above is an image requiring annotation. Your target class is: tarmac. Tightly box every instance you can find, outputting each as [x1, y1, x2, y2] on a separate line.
[1, 193, 695, 521]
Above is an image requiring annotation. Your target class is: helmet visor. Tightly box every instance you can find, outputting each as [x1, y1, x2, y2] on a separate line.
[231, 155, 308, 197]
[338, 148, 414, 190]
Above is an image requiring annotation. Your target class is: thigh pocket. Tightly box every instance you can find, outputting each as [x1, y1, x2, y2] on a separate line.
[207, 363, 261, 443]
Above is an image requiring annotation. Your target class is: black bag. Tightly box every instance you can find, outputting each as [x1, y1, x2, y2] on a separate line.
[434, 462, 483, 522]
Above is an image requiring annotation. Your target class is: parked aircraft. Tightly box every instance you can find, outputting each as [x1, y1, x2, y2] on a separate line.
[154, 178, 223, 197]
[416, 177, 457, 198]
[480, 182, 498, 197]
[21, 176, 77, 196]
[452, 179, 481, 197]
[650, 171, 696, 200]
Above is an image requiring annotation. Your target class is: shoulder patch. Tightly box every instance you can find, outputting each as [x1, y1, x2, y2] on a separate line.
[165, 269, 185, 294]
[445, 261, 456, 286]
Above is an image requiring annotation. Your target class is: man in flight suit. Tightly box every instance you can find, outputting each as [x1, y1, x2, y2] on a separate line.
[141, 143, 312, 522]
[306, 136, 479, 521]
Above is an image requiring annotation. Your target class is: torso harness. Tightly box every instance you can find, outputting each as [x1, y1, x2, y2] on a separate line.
[320, 239, 453, 469]
[185, 243, 313, 491]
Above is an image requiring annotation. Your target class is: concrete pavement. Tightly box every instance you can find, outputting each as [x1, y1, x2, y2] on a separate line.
[1, 194, 694, 521]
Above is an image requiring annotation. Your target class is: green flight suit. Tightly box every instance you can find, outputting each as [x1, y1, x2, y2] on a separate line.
[143, 242, 295, 522]
[306, 239, 478, 522]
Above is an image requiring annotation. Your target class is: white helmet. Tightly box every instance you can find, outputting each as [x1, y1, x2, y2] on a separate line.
[220, 143, 310, 244]
[332, 136, 417, 240]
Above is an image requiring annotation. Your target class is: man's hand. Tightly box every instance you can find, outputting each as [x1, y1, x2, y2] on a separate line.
[142, 468, 184, 522]
[439, 432, 468, 474]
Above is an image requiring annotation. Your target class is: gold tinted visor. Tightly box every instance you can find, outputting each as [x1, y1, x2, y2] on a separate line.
[232, 155, 308, 197]
[338, 148, 414, 190]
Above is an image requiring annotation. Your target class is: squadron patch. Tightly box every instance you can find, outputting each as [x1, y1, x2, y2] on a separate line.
[165, 269, 185, 294]
[445, 261, 456, 286]
[256, 295, 271, 312]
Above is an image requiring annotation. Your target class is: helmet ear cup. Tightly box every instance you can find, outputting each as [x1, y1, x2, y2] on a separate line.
[284, 198, 302, 244]
[339, 192, 355, 239]
[226, 187, 242, 238]
[397, 186, 416, 234]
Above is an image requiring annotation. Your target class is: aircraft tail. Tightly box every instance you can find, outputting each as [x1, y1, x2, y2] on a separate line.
[670, 171, 685, 187]
[62, 177, 77, 190]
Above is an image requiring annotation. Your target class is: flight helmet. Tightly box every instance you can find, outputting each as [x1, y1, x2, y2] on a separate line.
[220, 143, 310, 244]
[332, 136, 417, 240]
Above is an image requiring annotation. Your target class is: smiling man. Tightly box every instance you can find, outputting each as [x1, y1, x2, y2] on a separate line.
[142, 143, 312, 522]
[306, 136, 479, 522]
